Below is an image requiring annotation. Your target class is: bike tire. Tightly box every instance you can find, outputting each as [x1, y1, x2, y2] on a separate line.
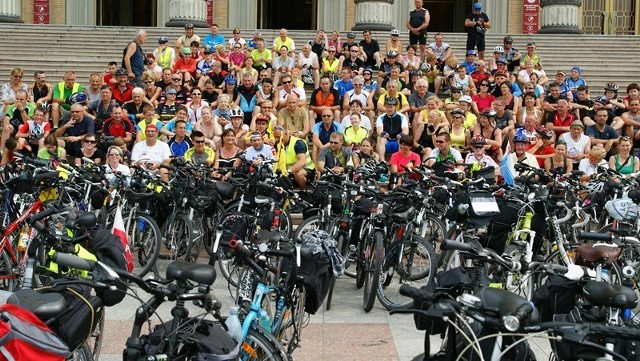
[0, 247, 18, 291]
[184, 212, 206, 262]
[363, 230, 383, 312]
[122, 212, 162, 277]
[72, 343, 95, 361]
[160, 213, 192, 261]
[292, 215, 325, 241]
[337, 230, 356, 278]
[242, 326, 290, 361]
[377, 236, 436, 310]
[204, 202, 226, 258]
[273, 283, 307, 356]
[419, 212, 447, 253]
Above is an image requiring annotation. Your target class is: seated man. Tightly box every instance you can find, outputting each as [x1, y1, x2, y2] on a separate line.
[312, 109, 343, 163]
[376, 97, 409, 160]
[1, 89, 36, 149]
[131, 123, 172, 181]
[308, 76, 341, 123]
[317, 132, 352, 174]
[184, 130, 215, 166]
[274, 126, 315, 189]
[51, 70, 84, 128]
[102, 105, 134, 148]
[244, 131, 275, 161]
[426, 132, 464, 168]
[111, 68, 134, 105]
[167, 119, 192, 157]
[54, 102, 95, 158]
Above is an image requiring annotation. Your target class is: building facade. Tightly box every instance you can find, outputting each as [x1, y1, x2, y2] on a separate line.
[2, 0, 639, 35]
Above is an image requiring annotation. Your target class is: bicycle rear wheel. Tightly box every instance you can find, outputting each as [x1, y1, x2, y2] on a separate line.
[123, 212, 161, 277]
[184, 212, 206, 262]
[363, 230, 383, 312]
[377, 236, 436, 310]
[273, 283, 307, 356]
[160, 213, 192, 260]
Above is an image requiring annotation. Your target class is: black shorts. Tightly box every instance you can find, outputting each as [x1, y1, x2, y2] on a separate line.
[466, 34, 486, 52]
[409, 31, 427, 45]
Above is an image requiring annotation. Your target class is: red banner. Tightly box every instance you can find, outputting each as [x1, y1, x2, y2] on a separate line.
[207, 0, 214, 25]
[522, 0, 540, 34]
[34, 0, 49, 24]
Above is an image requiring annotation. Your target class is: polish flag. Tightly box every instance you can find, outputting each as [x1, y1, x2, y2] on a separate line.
[112, 205, 134, 272]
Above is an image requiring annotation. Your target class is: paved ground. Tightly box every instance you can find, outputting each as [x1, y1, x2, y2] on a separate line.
[100, 257, 555, 361]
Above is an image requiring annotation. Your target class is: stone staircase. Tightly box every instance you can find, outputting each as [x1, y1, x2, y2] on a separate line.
[0, 24, 637, 97]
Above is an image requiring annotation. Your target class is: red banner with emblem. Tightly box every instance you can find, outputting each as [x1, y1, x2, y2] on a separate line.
[522, 0, 540, 34]
[34, 0, 49, 24]
[207, 0, 214, 25]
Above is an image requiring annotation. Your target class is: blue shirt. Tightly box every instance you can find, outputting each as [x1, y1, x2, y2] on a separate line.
[168, 136, 192, 157]
[565, 77, 587, 95]
[333, 80, 354, 98]
[203, 34, 225, 50]
[312, 121, 344, 145]
[164, 119, 194, 134]
[463, 61, 477, 74]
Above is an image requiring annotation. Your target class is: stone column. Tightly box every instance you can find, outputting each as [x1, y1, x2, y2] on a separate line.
[165, 0, 209, 28]
[0, 0, 23, 23]
[538, 0, 582, 34]
[352, 0, 394, 31]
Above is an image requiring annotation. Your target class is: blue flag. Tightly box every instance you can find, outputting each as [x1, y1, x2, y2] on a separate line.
[500, 154, 516, 185]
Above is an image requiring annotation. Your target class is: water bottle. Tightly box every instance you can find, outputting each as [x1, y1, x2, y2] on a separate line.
[601, 269, 610, 284]
[623, 308, 633, 321]
[260, 310, 271, 331]
[225, 306, 243, 342]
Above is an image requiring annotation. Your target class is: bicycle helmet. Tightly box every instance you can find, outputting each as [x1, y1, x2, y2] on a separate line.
[390, 29, 400, 36]
[493, 46, 504, 53]
[459, 95, 473, 104]
[387, 50, 399, 58]
[229, 108, 244, 118]
[31, 124, 46, 139]
[513, 133, 529, 144]
[67, 92, 87, 105]
[419, 62, 432, 73]
[584, 179, 604, 196]
[503, 35, 513, 43]
[496, 57, 507, 64]
[535, 126, 554, 139]
[604, 82, 619, 92]
[450, 85, 463, 92]
[595, 95, 609, 105]
[470, 135, 487, 146]
[158, 36, 169, 43]
[480, 109, 496, 118]
[357, 162, 377, 178]
[40, 101, 51, 113]
[409, 70, 422, 77]
[451, 108, 465, 117]
[224, 74, 237, 85]
[115, 68, 128, 76]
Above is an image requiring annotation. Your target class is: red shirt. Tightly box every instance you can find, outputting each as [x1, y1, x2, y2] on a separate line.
[550, 112, 575, 136]
[470, 70, 491, 85]
[526, 143, 554, 167]
[102, 117, 134, 138]
[111, 83, 134, 104]
[390, 151, 422, 173]
[472, 93, 496, 113]
[103, 73, 115, 85]
[173, 57, 197, 77]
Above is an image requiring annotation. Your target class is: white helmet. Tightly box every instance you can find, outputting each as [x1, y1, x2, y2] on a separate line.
[584, 179, 604, 196]
[493, 46, 505, 53]
[230, 108, 244, 118]
[390, 29, 400, 36]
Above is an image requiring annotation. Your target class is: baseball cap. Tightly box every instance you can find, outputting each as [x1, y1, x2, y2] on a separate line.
[466, 50, 477, 56]
[473, 3, 482, 10]
[570, 120, 585, 129]
[384, 97, 398, 106]
[184, 23, 194, 29]
[347, 32, 356, 39]
[556, 71, 566, 76]
[165, 88, 177, 95]
[571, 66, 582, 74]
[146, 123, 158, 131]
[182, 47, 192, 55]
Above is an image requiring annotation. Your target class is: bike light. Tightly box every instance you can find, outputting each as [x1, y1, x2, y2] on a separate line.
[503, 315, 520, 332]
[622, 265, 636, 279]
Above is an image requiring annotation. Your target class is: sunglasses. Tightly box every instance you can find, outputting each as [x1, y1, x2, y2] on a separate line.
[108, 153, 121, 157]
[473, 146, 484, 149]
[144, 80, 154, 84]
[353, 83, 364, 86]
[451, 91, 461, 93]
[84, 140, 97, 144]
[281, 81, 292, 84]
[329, 141, 340, 144]
[191, 92, 202, 95]
[480, 84, 489, 87]
[322, 115, 332, 118]
[435, 140, 446, 144]
[194, 140, 206, 144]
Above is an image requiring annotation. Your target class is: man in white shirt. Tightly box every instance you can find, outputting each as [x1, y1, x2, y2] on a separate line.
[131, 123, 172, 181]
[244, 131, 275, 162]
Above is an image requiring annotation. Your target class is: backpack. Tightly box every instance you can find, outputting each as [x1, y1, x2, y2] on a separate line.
[88, 227, 129, 306]
[0, 303, 70, 361]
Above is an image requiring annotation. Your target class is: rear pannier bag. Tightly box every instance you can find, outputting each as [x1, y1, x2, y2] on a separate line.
[0, 303, 70, 361]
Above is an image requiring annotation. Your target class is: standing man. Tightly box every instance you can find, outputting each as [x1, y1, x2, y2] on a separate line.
[122, 29, 147, 87]
[464, 3, 490, 60]
[175, 23, 201, 57]
[406, 0, 430, 61]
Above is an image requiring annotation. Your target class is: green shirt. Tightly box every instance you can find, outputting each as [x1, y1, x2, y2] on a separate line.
[52, 82, 84, 111]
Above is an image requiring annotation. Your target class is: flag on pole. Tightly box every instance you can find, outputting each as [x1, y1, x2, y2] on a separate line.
[500, 153, 516, 186]
[112, 204, 134, 272]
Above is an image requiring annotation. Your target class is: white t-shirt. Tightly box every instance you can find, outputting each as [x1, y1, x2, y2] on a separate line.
[229, 38, 246, 49]
[428, 42, 450, 59]
[344, 89, 370, 108]
[278, 87, 306, 103]
[340, 114, 372, 131]
[518, 69, 542, 84]
[245, 144, 275, 161]
[464, 153, 498, 169]
[131, 141, 172, 164]
[298, 52, 318, 68]
[560, 133, 590, 157]
[578, 159, 607, 176]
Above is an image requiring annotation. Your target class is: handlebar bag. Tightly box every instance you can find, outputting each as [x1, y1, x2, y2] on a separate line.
[0, 303, 69, 361]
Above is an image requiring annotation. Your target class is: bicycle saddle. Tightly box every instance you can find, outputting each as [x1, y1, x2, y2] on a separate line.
[582, 281, 638, 309]
[7, 289, 66, 320]
[66, 211, 97, 229]
[256, 229, 282, 243]
[166, 260, 216, 286]
[475, 287, 541, 323]
[390, 206, 416, 223]
[574, 243, 621, 267]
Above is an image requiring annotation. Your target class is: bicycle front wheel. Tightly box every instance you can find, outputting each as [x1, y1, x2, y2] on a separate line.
[122, 212, 161, 277]
[160, 213, 192, 260]
[242, 326, 290, 361]
[273, 283, 307, 356]
[377, 236, 436, 310]
[363, 230, 383, 312]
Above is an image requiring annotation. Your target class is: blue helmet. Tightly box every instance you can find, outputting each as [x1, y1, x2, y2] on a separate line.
[67, 92, 87, 105]
[224, 74, 237, 85]
[513, 133, 529, 144]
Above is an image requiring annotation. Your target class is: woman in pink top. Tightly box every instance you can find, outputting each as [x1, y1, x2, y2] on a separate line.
[471, 79, 496, 114]
[229, 43, 246, 78]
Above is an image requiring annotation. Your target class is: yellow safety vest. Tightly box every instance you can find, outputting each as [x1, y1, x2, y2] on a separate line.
[156, 47, 172, 68]
[278, 135, 315, 171]
[274, 37, 294, 51]
[56, 82, 80, 100]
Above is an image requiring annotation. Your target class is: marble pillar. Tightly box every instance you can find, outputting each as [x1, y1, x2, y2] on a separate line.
[538, 0, 582, 34]
[352, 0, 394, 31]
[165, 0, 209, 28]
[0, 0, 23, 23]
